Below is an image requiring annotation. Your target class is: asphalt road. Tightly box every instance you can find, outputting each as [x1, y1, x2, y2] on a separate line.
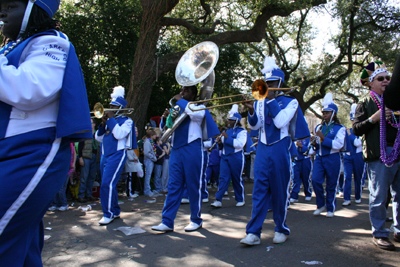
[42, 182, 399, 267]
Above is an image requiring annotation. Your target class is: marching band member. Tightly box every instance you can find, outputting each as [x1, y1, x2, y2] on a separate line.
[311, 93, 346, 218]
[0, 0, 92, 264]
[354, 63, 400, 251]
[342, 104, 364, 206]
[95, 86, 136, 225]
[152, 85, 219, 233]
[181, 138, 212, 204]
[290, 136, 313, 203]
[206, 134, 223, 188]
[240, 57, 309, 246]
[211, 104, 254, 208]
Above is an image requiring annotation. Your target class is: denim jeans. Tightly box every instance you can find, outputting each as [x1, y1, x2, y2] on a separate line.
[144, 159, 155, 196]
[53, 175, 69, 207]
[78, 153, 97, 198]
[368, 151, 400, 237]
[154, 164, 163, 192]
[161, 159, 169, 192]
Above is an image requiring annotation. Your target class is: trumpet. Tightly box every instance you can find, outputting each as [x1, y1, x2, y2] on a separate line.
[187, 79, 296, 111]
[91, 102, 133, 119]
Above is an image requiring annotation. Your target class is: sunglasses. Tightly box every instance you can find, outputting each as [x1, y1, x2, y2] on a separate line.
[375, 75, 391, 82]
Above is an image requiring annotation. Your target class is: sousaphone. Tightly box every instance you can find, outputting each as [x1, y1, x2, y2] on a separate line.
[160, 41, 219, 142]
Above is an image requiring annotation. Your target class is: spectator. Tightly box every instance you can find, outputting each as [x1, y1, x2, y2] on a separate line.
[353, 64, 400, 251]
[125, 127, 142, 198]
[153, 136, 166, 193]
[161, 139, 171, 193]
[77, 119, 99, 203]
[143, 129, 161, 197]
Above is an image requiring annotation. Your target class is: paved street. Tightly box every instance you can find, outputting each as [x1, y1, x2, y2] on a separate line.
[42, 182, 399, 267]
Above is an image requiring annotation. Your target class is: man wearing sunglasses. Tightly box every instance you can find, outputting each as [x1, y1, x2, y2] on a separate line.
[353, 66, 400, 251]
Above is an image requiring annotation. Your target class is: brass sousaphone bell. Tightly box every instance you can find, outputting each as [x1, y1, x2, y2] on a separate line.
[160, 41, 219, 142]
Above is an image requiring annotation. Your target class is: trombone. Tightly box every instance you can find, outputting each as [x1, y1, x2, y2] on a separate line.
[188, 79, 296, 111]
[91, 102, 134, 119]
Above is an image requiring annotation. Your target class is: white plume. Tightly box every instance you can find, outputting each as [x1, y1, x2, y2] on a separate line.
[350, 103, 357, 115]
[321, 93, 333, 106]
[228, 104, 239, 118]
[110, 86, 125, 99]
[261, 56, 279, 74]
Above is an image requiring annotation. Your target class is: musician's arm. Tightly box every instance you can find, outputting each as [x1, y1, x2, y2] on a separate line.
[95, 127, 105, 142]
[178, 99, 205, 122]
[312, 125, 322, 151]
[223, 130, 247, 149]
[248, 101, 261, 130]
[203, 139, 213, 149]
[267, 98, 298, 129]
[353, 136, 362, 148]
[0, 36, 68, 110]
[321, 126, 346, 150]
[107, 118, 133, 140]
[300, 139, 310, 154]
[160, 117, 166, 129]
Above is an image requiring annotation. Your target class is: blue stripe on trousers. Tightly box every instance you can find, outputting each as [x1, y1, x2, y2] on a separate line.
[216, 152, 245, 202]
[291, 158, 312, 199]
[343, 152, 364, 201]
[246, 137, 291, 237]
[162, 139, 203, 228]
[312, 153, 341, 212]
[0, 127, 70, 266]
[100, 150, 126, 218]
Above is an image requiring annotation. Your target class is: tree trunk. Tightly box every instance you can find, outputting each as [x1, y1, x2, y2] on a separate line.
[126, 0, 179, 137]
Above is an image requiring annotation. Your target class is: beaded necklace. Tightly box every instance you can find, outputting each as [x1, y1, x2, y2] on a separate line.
[148, 138, 158, 157]
[0, 39, 22, 56]
[370, 91, 400, 128]
[379, 96, 400, 167]
[323, 122, 334, 136]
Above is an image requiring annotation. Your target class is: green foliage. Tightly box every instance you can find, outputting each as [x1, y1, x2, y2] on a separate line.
[57, 0, 141, 108]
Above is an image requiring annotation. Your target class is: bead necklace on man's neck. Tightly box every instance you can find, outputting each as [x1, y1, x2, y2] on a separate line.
[370, 91, 400, 128]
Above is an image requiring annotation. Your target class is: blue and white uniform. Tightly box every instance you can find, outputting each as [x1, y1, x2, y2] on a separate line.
[246, 95, 307, 237]
[206, 138, 221, 186]
[0, 28, 92, 267]
[215, 126, 247, 203]
[161, 99, 218, 229]
[343, 129, 364, 201]
[181, 139, 212, 201]
[96, 115, 134, 219]
[290, 138, 313, 200]
[311, 123, 346, 212]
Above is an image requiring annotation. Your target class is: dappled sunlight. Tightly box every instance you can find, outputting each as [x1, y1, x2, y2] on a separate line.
[156, 251, 234, 267]
[342, 228, 372, 235]
[42, 183, 400, 266]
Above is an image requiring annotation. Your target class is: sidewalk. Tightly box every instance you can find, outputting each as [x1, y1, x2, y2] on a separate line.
[42, 182, 399, 267]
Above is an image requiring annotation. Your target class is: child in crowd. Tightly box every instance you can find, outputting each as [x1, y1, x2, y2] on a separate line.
[153, 137, 166, 193]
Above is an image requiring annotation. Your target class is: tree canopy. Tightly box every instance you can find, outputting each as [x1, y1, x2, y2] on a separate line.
[57, 0, 400, 134]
